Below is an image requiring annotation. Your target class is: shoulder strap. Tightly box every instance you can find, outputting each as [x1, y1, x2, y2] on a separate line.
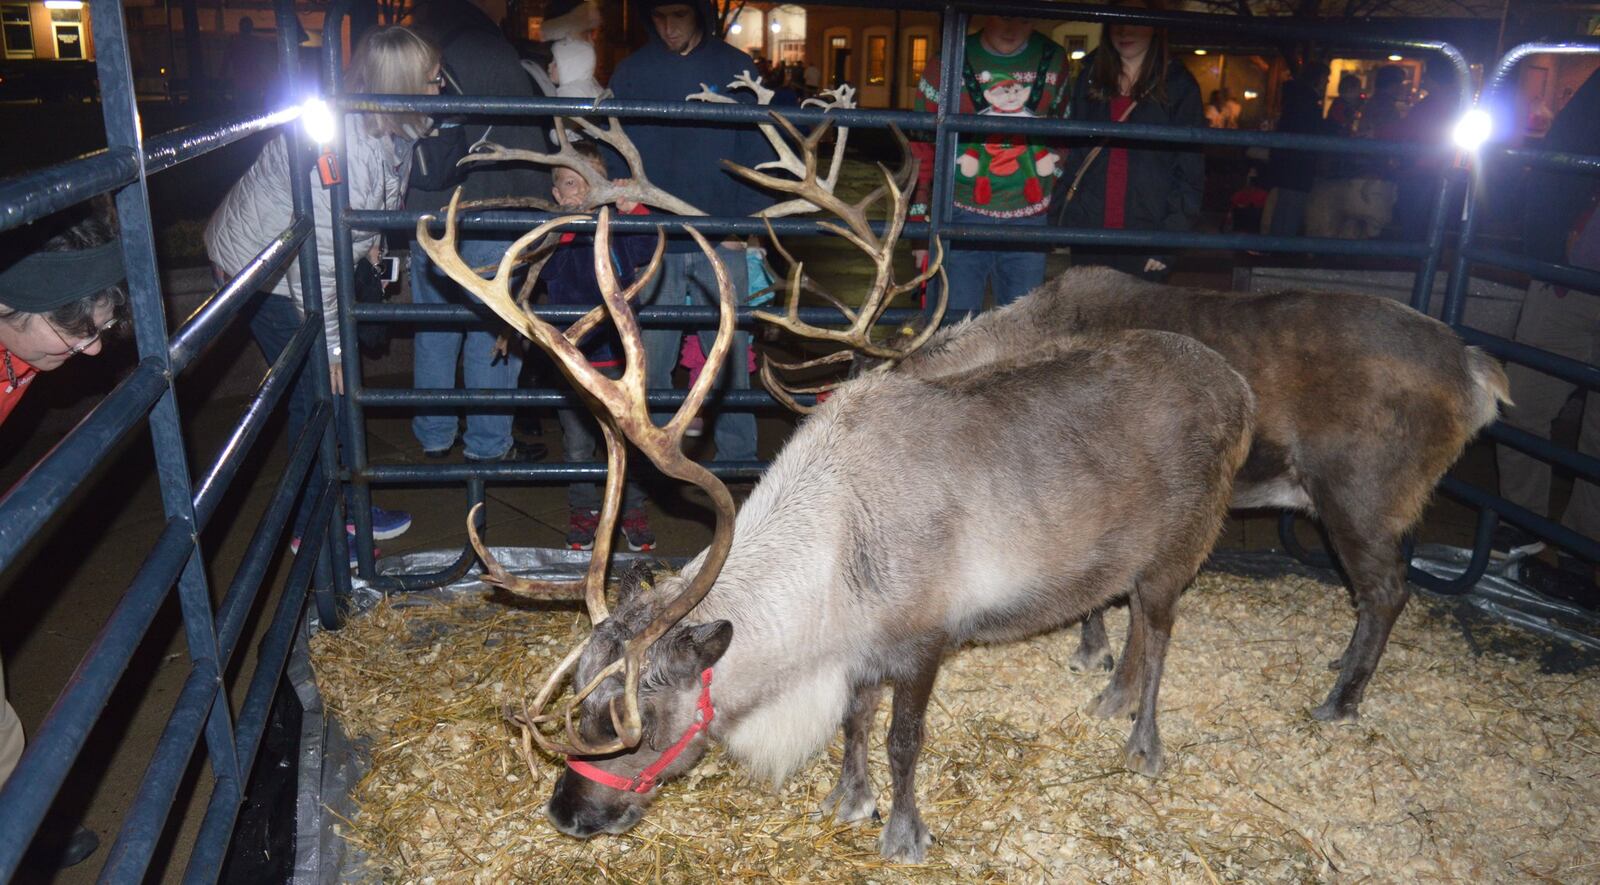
[1062, 99, 1139, 206]
[961, 57, 989, 113]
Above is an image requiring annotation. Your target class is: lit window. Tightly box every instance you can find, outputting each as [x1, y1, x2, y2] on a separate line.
[867, 35, 886, 85]
[908, 35, 928, 78]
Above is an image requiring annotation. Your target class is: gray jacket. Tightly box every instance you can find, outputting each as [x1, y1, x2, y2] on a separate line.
[205, 116, 412, 357]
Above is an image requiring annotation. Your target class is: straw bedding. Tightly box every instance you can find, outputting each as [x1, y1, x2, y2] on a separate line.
[309, 566, 1599, 883]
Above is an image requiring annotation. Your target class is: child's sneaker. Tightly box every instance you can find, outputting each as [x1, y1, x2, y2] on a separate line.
[367, 506, 413, 541]
[621, 509, 655, 552]
[567, 510, 600, 551]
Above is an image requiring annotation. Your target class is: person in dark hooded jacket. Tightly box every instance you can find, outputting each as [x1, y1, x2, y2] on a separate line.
[1052, 0, 1203, 281]
[406, 0, 553, 463]
[605, 0, 771, 466]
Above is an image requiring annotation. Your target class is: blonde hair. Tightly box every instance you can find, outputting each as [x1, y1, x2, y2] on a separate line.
[347, 25, 440, 138]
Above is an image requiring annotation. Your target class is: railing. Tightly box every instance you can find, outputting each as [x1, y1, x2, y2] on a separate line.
[325, 0, 1472, 590]
[0, 0, 1592, 877]
[0, 0, 351, 879]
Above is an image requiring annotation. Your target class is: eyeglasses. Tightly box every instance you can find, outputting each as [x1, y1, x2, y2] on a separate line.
[47, 316, 119, 356]
[429, 72, 446, 88]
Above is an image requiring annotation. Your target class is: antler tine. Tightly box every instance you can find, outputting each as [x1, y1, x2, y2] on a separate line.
[572, 116, 707, 217]
[563, 227, 667, 348]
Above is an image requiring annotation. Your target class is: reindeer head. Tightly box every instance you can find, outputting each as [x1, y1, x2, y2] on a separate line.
[546, 570, 733, 836]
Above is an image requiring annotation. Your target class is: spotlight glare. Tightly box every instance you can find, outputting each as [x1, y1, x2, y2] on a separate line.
[1243, 90, 1258, 100]
[770, 20, 781, 32]
[301, 97, 336, 145]
[1388, 54, 1403, 62]
[1070, 50, 1086, 60]
[730, 22, 742, 34]
[1194, 49, 1207, 56]
[1451, 108, 1492, 151]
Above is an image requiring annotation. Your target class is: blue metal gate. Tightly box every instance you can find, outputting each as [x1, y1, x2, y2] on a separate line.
[0, 0, 1592, 878]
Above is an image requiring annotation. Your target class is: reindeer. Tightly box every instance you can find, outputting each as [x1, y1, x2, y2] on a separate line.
[885, 267, 1512, 722]
[416, 133, 1255, 859]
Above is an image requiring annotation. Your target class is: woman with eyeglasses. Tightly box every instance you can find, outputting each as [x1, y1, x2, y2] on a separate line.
[0, 203, 127, 427]
[0, 201, 125, 870]
[206, 25, 441, 560]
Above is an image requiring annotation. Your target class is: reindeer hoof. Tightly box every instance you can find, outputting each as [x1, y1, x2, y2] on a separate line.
[878, 812, 931, 863]
[1069, 650, 1115, 673]
[1123, 740, 1164, 778]
[817, 783, 877, 825]
[1311, 700, 1360, 723]
[1089, 687, 1136, 720]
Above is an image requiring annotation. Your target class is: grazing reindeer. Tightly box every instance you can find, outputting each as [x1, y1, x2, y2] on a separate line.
[895, 267, 1511, 722]
[418, 136, 1255, 860]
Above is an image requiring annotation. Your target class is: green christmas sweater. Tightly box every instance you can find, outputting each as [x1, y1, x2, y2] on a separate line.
[911, 31, 1073, 220]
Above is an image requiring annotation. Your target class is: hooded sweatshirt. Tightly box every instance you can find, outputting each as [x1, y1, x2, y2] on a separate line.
[606, 0, 772, 250]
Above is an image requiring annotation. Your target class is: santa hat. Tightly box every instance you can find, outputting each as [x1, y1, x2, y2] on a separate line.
[542, 0, 601, 41]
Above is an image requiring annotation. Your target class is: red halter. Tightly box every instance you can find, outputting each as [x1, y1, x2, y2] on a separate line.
[565, 668, 715, 794]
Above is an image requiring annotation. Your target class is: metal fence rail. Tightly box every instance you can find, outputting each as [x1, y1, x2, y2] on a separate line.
[322, 0, 1475, 586]
[0, 0, 350, 879]
[0, 0, 1592, 877]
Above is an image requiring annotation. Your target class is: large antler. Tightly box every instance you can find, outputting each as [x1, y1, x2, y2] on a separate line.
[418, 196, 739, 757]
[461, 113, 707, 217]
[724, 115, 947, 411]
[688, 73, 857, 218]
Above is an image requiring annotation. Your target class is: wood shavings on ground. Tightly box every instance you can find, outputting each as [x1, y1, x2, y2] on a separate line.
[308, 567, 1600, 883]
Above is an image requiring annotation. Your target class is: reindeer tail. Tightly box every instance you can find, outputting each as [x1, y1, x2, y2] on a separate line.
[1464, 346, 1512, 432]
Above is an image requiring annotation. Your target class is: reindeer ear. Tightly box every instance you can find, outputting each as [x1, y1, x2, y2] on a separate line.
[686, 621, 733, 671]
[660, 621, 733, 683]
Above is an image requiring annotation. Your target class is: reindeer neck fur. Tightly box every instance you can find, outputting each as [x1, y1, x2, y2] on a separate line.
[669, 386, 886, 785]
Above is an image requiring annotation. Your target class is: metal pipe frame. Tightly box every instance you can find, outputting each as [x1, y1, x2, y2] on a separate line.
[1438, 41, 1600, 567]
[0, 0, 349, 878]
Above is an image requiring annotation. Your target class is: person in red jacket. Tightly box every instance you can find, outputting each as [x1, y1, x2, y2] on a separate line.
[0, 202, 126, 870]
[0, 205, 126, 427]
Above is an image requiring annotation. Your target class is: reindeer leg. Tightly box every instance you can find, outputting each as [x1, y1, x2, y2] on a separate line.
[819, 681, 883, 824]
[1122, 573, 1183, 778]
[1313, 510, 1409, 722]
[1069, 608, 1115, 673]
[1090, 590, 1144, 720]
[879, 641, 943, 863]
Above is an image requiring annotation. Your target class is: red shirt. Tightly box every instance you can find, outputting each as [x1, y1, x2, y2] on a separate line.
[1104, 96, 1135, 230]
[0, 342, 39, 426]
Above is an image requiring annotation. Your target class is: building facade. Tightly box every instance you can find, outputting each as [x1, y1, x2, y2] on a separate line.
[1, 0, 95, 62]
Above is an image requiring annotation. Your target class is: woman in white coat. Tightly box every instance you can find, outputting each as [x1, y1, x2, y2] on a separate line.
[206, 25, 440, 559]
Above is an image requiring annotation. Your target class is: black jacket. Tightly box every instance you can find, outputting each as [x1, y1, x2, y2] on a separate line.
[1054, 52, 1205, 235]
[1524, 68, 1600, 265]
[1263, 74, 1335, 193]
[606, 0, 772, 250]
[406, 0, 552, 212]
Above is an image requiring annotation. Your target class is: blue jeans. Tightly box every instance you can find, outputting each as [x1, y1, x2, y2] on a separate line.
[927, 207, 1050, 324]
[639, 247, 757, 462]
[248, 290, 357, 537]
[558, 365, 647, 513]
[410, 238, 524, 460]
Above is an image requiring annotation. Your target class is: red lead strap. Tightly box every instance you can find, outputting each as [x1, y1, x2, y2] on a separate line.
[566, 668, 715, 794]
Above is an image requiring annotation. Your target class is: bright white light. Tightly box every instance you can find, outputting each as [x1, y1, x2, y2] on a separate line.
[301, 97, 336, 145]
[1452, 108, 1492, 150]
[43, 0, 83, 9]
[730, 22, 743, 34]
[1243, 90, 1258, 100]
[1388, 54, 1403, 62]
[1193, 49, 1207, 56]
[1070, 50, 1086, 61]
[770, 20, 781, 32]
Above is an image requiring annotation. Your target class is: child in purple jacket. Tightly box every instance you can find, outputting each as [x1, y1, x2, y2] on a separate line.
[540, 141, 659, 551]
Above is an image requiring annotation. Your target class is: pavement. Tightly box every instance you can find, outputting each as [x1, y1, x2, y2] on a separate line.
[0, 244, 1507, 883]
